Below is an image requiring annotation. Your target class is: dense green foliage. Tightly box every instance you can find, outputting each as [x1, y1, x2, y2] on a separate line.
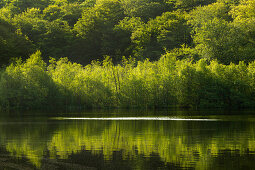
[1, 51, 255, 110]
[1, 0, 255, 110]
[0, 18, 34, 65]
[1, 0, 255, 65]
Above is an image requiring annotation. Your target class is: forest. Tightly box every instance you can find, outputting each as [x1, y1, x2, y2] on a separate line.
[0, 0, 255, 110]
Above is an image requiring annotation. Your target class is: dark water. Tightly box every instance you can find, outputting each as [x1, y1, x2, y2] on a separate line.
[0, 110, 255, 169]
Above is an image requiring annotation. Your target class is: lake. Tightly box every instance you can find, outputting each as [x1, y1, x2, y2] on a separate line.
[0, 110, 255, 169]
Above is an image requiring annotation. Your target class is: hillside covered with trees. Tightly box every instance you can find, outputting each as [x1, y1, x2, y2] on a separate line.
[1, 0, 255, 110]
[1, 0, 254, 65]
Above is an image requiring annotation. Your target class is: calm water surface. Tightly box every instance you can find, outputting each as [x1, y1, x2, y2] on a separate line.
[0, 110, 255, 169]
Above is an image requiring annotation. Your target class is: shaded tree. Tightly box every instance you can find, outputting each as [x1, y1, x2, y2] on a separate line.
[0, 18, 34, 65]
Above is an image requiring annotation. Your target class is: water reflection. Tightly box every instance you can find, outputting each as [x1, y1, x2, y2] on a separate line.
[0, 114, 255, 169]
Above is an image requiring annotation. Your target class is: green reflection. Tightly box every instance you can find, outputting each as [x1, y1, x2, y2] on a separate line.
[0, 116, 255, 169]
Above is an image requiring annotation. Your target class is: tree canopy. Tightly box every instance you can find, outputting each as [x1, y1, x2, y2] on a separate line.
[0, 0, 255, 65]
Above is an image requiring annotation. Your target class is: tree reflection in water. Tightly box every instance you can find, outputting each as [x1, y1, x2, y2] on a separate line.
[0, 115, 255, 169]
